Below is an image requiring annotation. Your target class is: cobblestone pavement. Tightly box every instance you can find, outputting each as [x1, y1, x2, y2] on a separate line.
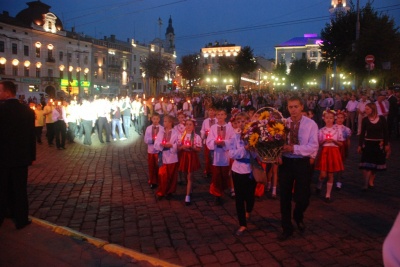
[27, 122, 400, 266]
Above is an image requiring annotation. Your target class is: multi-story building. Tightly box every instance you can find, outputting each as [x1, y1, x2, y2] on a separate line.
[0, 1, 176, 99]
[274, 33, 323, 74]
[199, 41, 241, 91]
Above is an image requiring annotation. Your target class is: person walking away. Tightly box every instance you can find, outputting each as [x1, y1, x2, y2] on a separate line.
[34, 103, 45, 144]
[43, 99, 55, 146]
[0, 80, 35, 229]
[345, 94, 358, 134]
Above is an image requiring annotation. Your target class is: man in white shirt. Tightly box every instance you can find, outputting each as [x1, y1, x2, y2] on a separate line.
[345, 94, 358, 133]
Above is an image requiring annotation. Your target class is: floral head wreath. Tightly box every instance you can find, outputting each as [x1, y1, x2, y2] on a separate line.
[176, 109, 184, 116]
[322, 109, 336, 118]
[230, 108, 240, 122]
[336, 110, 347, 118]
[184, 115, 197, 123]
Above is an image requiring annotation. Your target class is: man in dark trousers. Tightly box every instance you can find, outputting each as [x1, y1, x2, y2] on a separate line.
[0, 81, 36, 229]
[278, 96, 319, 241]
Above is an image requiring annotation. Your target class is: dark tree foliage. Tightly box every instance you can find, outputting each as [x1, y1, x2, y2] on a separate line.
[179, 54, 202, 96]
[321, 2, 400, 85]
[141, 53, 172, 95]
[289, 58, 318, 87]
[218, 46, 258, 93]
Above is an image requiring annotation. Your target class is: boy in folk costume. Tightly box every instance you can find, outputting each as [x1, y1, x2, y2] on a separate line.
[334, 110, 351, 190]
[178, 117, 202, 205]
[200, 106, 217, 179]
[315, 110, 344, 203]
[206, 108, 235, 205]
[144, 113, 164, 189]
[154, 115, 179, 199]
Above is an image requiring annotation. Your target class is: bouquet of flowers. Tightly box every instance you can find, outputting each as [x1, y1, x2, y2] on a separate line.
[242, 108, 287, 163]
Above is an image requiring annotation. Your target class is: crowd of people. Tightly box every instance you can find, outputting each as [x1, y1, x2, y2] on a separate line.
[12, 85, 399, 240]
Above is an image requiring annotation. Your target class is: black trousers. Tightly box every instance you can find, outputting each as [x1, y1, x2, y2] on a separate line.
[278, 157, 312, 233]
[0, 166, 29, 227]
[35, 126, 43, 143]
[54, 120, 66, 148]
[46, 122, 55, 145]
[97, 117, 111, 142]
[232, 171, 257, 227]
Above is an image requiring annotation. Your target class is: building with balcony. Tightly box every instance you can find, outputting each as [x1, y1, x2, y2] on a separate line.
[0, 1, 176, 99]
[274, 33, 323, 75]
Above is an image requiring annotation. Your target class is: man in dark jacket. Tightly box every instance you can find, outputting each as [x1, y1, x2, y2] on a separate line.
[0, 81, 36, 229]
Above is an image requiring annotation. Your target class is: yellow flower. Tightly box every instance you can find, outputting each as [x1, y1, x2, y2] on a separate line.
[259, 111, 270, 120]
[249, 133, 259, 147]
[243, 122, 251, 133]
[273, 123, 285, 135]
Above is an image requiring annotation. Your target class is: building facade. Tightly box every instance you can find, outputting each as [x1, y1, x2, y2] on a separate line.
[0, 1, 176, 99]
[274, 33, 323, 75]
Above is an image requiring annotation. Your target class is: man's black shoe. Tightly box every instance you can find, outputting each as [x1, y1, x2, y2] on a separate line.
[278, 231, 293, 241]
[16, 219, 31, 230]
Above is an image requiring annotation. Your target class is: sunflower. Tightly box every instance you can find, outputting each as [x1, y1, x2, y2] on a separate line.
[259, 111, 270, 120]
[249, 133, 259, 147]
[272, 123, 285, 136]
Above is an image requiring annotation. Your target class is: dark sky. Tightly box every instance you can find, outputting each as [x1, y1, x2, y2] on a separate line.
[2, 0, 399, 59]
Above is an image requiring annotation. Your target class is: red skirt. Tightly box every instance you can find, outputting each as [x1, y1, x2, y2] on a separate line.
[179, 150, 201, 173]
[338, 141, 348, 160]
[315, 146, 344, 172]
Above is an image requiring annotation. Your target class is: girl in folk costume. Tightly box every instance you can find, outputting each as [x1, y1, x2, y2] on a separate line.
[315, 110, 344, 203]
[174, 110, 186, 185]
[144, 113, 164, 189]
[154, 115, 179, 200]
[178, 117, 202, 205]
[228, 112, 257, 236]
[334, 111, 352, 190]
[200, 106, 217, 179]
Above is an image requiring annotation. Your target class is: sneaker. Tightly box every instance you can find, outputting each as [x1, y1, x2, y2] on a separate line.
[113, 138, 117, 141]
[120, 137, 127, 140]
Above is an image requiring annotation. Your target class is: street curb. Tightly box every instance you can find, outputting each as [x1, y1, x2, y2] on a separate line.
[29, 216, 182, 267]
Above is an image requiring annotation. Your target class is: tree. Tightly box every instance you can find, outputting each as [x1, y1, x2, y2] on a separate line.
[289, 59, 318, 87]
[218, 46, 258, 94]
[321, 2, 400, 86]
[141, 53, 172, 96]
[179, 54, 202, 96]
[274, 61, 287, 77]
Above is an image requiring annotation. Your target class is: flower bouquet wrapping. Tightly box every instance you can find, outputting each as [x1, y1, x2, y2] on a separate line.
[242, 108, 287, 163]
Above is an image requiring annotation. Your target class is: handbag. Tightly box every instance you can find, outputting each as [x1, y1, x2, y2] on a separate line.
[251, 158, 267, 184]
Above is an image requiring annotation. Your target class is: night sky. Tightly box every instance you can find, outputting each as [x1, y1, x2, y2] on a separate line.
[2, 0, 399, 59]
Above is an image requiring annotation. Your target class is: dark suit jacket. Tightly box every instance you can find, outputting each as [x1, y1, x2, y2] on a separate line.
[387, 95, 398, 117]
[0, 99, 36, 167]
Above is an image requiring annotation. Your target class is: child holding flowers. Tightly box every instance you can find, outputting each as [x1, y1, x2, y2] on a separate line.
[315, 110, 344, 203]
